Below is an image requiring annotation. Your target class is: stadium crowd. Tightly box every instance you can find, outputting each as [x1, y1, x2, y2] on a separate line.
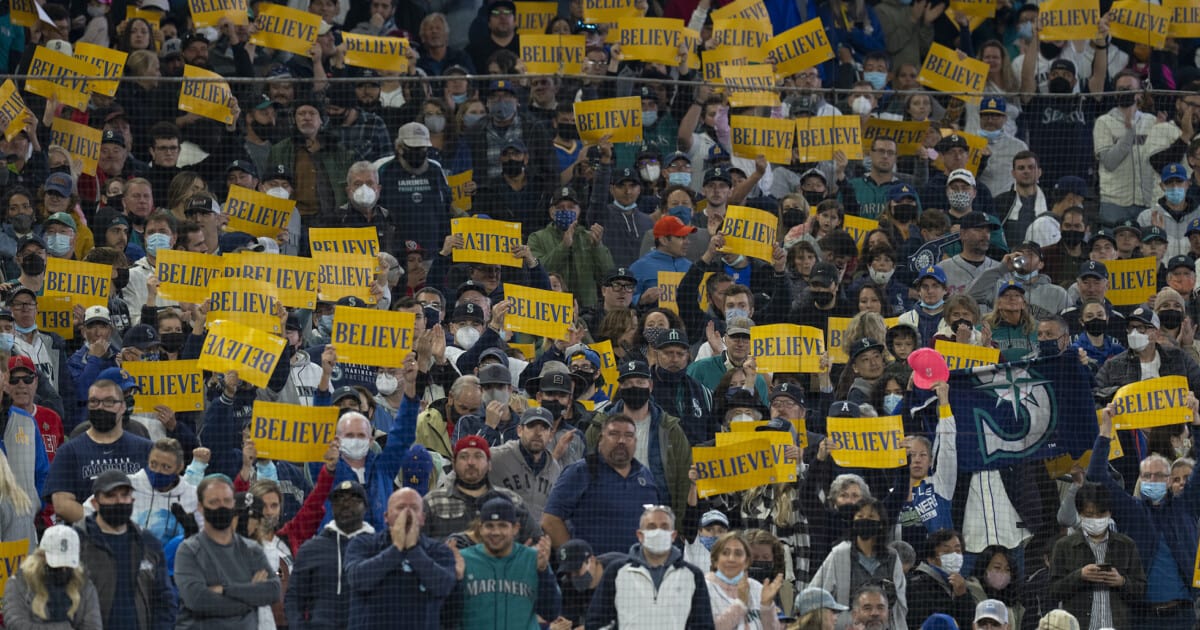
[0, 0, 1198, 628]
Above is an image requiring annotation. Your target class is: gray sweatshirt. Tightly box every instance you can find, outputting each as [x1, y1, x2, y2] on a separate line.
[174, 531, 281, 630]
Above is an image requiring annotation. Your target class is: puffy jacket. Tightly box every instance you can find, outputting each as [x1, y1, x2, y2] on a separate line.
[75, 516, 177, 630]
[284, 522, 376, 630]
[585, 546, 715, 630]
[267, 136, 355, 217]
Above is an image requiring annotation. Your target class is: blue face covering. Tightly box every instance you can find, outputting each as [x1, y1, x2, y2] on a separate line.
[715, 570, 745, 585]
[863, 71, 888, 90]
[318, 315, 333, 333]
[698, 535, 718, 550]
[146, 470, 178, 491]
[883, 393, 903, 414]
[1165, 187, 1188, 206]
[920, 299, 945, 310]
[668, 205, 693, 225]
[256, 460, 278, 481]
[145, 233, 171, 257]
[1141, 481, 1167, 502]
[667, 172, 692, 187]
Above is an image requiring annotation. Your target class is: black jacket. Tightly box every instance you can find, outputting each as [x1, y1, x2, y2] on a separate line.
[1094, 343, 1200, 401]
[1048, 531, 1146, 630]
[285, 524, 376, 630]
[75, 516, 177, 630]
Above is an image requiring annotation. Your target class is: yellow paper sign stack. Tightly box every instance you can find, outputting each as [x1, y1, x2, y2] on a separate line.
[574, 96, 643, 144]
[179, 65, 236, 125]
[331, 306, 416, 367]
[450, 217, 523, 268]
[250, 401, 339, 462]
[503, 284, 574, 339]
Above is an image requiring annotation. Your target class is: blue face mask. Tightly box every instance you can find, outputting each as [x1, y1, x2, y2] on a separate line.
[667, 172, 692, 187]
[145, 470, 178, 491]
[1165, 187, 1188, 206]
[642, 110, 658, 127]
[614, 200, 638, 212]
[451, 93, 468, 105]
[1017, 21, 1033, 40]
[883, 393, 903, 414]
[1141, 481, 1167, 502]
[14, 323, 36, 334]
[715, 570, 745, 585]
[318, 314, 333, 333]
[979, 128, 1004, 141]
[256, 460, 278, 481]
[668, 205, 693, 225]
[145, 232, 171, 257]
[0, 333, 13, 352]
[698, 535, 718, 550]
[45, 233, 71, 257]
[920, 299, 944, 310]
[554, 209, 578, 231]
[863, 71, 888, 91]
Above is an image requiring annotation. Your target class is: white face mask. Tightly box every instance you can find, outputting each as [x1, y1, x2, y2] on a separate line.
[729, 413, 755, 424]
[869, 269, 894, 286]
[1079, 516, 1111, 536]
[1127, 330, 1151, 351]
[939, 552, 964, 574]
[455, 326, 480, 350]
[339, 437, 371, 460]
[266, 187, 290, 200]
[375, 372, 398, 396]
[640, 164, 660, 182]
[640, 528, 673, 554]
[851, 96, 873, 116]
[352, 184, 378, 208]
[482, 388, 510, 406]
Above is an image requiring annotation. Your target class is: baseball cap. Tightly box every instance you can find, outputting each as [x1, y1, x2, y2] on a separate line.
[285, 314, 302, 332]
[451, 302, 484, 323]
[979, 96, 1006, 115]
[556, 539, 594, 576]
[454, 435, 491, 459]
[520, 407, 554, 427]
[1078, 260, 1107, 279]
[160, 37, 183, 60]
[1129, 306, 1159, 329]
[501, 138, 527, 154]
[1188, 218, 1200, 236]
[479, 496, 516, 522]
[265, 163, 293, 183]
[799, 168, 827, 184]
[331, 386, 359, 404]
[655, 328, 688, 349]
[809, 262, 839, 287]
[665, 151, 691, 167]
[41, 525, 80, 569]
[1167, 255, 1194, 273]
[997, 279, 1025, 297]
[1162, 163, 1188, 183]
[1049, 58, 1076, 75]
[618, 359, 651, 380]
[769, 382, 805, 408]
[704, 167, 732, 185]
[551, 186, 580, 205]
[527, 362, 574, 396]
[653, 216, 697, 239]
[889, 183, 918, 203]
[397, 122, 433, 148]
[219, 231, 262, 253]
[44, 212, 76, 231]
[400, 444, 433, 495]
[329, 479, 368, 502]
[827, 400, 860, 418]
[456, 280, 488, 301]
[699, 509, 729, 529]
[1088, 229, 1116, 248]
[936, 134, 969, 152]
[1112, 220, 1141, 237]
[101, 129, 126, 148]
[7, 356, 34, 373]
[1052, 175, 1088, 198]
[123, 324, 161, 350]
[726, 316, 753, 337]
[8, 286, 36, 305]
[613, 167, 640, 186]
[84, 305, 111, 326]
[486, 79, 518, 98]
[44, 172, 73, 197]
[794, 587, 849, 616]
[336, 295, 368, 308]
[44, 39, 73, 56]
[226, 159, 258, 178]
[1015, 240, 1043, 258]
[849, 337, 884, 361]
[604, 268, 636, 286]
[957, 211, 997, 231]
[92, 469, 133, 495]
[97, 367, 138, 392]
[921, 613, 959, 630]
[185, 194, 221, 216]
[477, 363, 511, 386]
[947, 168, 977, 187]
[975, 599, 1009, 625]
[1142, 225, 1168, 243]
[479, 347, 510, 368]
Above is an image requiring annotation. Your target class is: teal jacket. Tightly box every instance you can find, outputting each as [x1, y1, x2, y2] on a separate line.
[460, 543, 561, 630]
[685, 354, 769, 405]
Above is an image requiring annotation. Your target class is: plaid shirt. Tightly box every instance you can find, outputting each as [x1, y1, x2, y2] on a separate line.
[741, 485, 812, 590]
[331, 110, 392, 162]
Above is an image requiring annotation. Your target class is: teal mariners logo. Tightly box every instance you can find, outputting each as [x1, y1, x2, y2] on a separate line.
[969, 362, 1058, 465]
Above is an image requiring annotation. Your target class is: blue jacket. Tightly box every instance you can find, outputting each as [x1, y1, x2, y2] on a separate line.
[285, 524, 376, 630]
[322, 394, 418, 531]
[343, 531, 457, 630]
[1087, 432, 1200, 595]
[629, 249, 692, 305]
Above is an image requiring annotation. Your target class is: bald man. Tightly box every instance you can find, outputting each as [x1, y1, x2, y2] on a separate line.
[343, 489, 458, 629]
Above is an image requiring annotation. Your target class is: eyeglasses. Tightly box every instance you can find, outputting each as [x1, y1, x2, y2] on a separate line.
[9, 302, 35, 310]
[8, 374, 34, 385]
[490, 8, 514, 15]
[87, 398, 122, 409]
[608, 284, 635, 293]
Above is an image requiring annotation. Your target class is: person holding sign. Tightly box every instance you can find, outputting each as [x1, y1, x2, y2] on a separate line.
[629, 216, 694, 306]
[897, 381, 957, 560]
[1095, 306, 1200, 402]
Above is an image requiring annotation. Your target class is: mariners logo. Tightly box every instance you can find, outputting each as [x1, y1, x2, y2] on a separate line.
[969, 362, 1057, 465]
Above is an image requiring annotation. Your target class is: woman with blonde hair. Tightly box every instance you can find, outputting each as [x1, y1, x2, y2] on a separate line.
[0, 449, 37, 553]
[3, 525, 101, 629]
[706, 531, 784, 630]
[965, 40, 1021, 135]
[789, 587, 846, 630]
[166, 171, 207, 220]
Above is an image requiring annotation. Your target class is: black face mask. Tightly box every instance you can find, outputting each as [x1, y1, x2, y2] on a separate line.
[501, 160, 525, 178]
[333, 501, 366, 532]
[1038, 340, 1062, 357]
[1060, 230, 1085, 247]
[19, 255, 44, 276]
[9, 214, 34, 233]
[1159, 309, 1184, 330]
[1084, 318, 1107, 337]
[250, 122, 281, 142]
[782, 210, 807, 231]
[401, 147, 427, 167]
[655, 365, 684, 382]
[457, 476, 488, 491]
[1048, 77, 1073, 94]
[203, 506, 237, 531]
[1116, 91, 1137, 109]
[619, 386, 651, 410]
[160, 332, 186, 354]
[89, 409, 119, 433]
[558, 125, 579, 141]
[104, 194, 123, 209]
[852, 518, 884, 539]
[892, 203, 918, 223]
[540, 399, 566, 420]
[1039, 42, 1063, 60]
[98, 501, 133, 526]
[951, 318, 973, 334]
[49, 567, 74, 585]
[747, 561, 774, 583]
[129, 213, 147, 227]
[802, 190, 825, 206]
[811, 290, 836, 309]
[835, 503, 858, 523]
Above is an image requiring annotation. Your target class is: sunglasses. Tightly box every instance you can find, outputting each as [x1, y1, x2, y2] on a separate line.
[9, 374, 35, 385]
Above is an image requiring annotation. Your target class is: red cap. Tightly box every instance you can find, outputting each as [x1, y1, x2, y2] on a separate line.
[453, 435, 491, 460]
[653, 216, 698, 239]
[7, 356, 34, 373]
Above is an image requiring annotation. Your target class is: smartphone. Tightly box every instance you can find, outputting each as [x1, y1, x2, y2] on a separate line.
[1095, 563, 1113, 571]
